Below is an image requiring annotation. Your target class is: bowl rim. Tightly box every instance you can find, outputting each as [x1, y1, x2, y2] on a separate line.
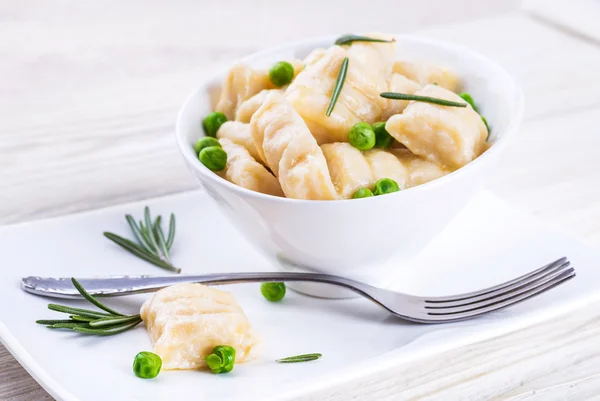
[175, 33, 525, 205]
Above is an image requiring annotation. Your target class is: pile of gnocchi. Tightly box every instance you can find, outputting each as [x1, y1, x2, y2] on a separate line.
[194, 34, 490, 200]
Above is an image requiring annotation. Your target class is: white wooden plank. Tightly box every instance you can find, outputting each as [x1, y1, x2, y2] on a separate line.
[490, 107, 600, 246]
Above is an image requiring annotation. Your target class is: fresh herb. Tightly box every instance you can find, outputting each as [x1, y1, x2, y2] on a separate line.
[380, 92, 467, 108]
[260, 282, 286, 302]
[104, 207, 180, 273]
[205, 345, 236, 374]
[36, 278, 142, 336]
[326, 57, 349, 116]
[276, 353, 322, 363]
[133, 352, 163, 379]
[335, 34, 395, 46]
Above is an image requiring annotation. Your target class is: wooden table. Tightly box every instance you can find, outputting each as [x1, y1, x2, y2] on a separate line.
[2, 2, 600, 400]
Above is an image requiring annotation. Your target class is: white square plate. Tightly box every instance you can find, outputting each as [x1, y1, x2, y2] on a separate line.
[1, 190, 599, 401]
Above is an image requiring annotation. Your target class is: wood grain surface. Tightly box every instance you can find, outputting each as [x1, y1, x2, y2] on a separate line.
[2, 1, 600, 400]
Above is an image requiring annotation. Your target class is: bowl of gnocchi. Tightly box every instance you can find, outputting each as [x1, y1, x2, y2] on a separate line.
[176, 33, 524, 297]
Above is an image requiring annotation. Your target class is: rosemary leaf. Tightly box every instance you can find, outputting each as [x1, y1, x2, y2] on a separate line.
[335, 34, 394, 46]
[154, 216, 170, 260]
[88, 314, 141, 328]
[51, 322, 91, 329]
[103, 232, 180, 273]
[326, 57, 349, 117]
[380, 92, 467, 108]
[152, 215, 161, 246]
[48, 304, 112, 319]
[166, 213, 176, 250]
[276, 353, 322, 363]
[144, 206, 161, 252]
[71, 318, 142, 336]
[36, 319, 76, 325]
[138, 223, 158, 255]
[69, 315, 95, 322]
[105, 231, 148, 254]
[126, 215, 153, 254]
[71, 278, 124, 316]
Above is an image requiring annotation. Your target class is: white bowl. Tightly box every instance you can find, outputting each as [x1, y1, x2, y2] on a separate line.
[175, 35, 524, 297]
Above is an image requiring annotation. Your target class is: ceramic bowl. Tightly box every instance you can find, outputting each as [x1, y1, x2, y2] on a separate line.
[175, 35, 524, 297]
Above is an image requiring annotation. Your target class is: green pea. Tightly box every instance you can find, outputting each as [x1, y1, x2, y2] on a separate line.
[352, 188, 374, 199]
[205, 345, 236, 374]
[194, 137, 221, 155]
[372, 122, 394, 149]
[348, 122, 376, 151]
[260, 282, 286, 302]
[203, 112, 228, 137]
[458, 92, 478, 112]
[373, 178, 400, 196]
[269, 61, 295, 87]
[133, 351, 162, 379]
[199, 146, 227, 171]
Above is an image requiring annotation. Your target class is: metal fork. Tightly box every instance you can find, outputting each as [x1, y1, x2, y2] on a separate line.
[21, 257, 574, 324]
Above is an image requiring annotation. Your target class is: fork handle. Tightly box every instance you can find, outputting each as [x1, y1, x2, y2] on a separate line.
[21, 272, 375, 299]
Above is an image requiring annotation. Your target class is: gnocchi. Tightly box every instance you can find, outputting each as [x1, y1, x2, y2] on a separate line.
[197, 34, 490, 200]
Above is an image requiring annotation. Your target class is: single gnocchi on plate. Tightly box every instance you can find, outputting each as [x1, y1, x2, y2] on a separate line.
[195, 33, 490, 200]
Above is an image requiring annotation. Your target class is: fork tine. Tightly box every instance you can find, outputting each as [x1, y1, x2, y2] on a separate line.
[426, 267, 574, 314]
[424, 268, 575, 322]
[424, 257, 568, 303]
[425, 261, 571, 308]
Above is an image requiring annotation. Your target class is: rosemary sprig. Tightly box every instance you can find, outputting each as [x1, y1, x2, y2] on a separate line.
[335, 34, 395, 46]
[276, 353, 322, 363]
[36, 278, 142, 336]
[326, 57, 349, 117]
[104, 207, 180, 273]
[380, 92, 467, 108]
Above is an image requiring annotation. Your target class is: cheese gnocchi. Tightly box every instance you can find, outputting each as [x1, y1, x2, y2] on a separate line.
[140, 283, 260, 370]
[218, 137, 284, 197]
[385, 85, 487, 170]
[251, 91, 338, 200]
